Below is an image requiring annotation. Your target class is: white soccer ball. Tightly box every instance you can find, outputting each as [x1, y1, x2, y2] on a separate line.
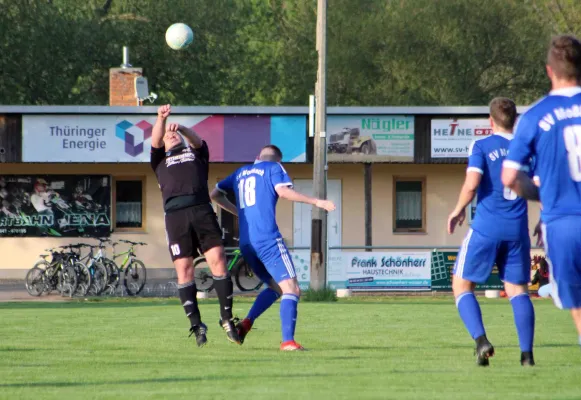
[165, 23, 194, 50]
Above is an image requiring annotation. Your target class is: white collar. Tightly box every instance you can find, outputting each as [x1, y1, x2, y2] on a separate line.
[549, 86, 581, 97]
[254, 160, 263, 164]
[493, 132, 513, 140]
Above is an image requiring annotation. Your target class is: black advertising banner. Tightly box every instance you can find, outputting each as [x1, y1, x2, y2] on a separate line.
[431, 251, 503, 291]
[0, 175, 111, 237]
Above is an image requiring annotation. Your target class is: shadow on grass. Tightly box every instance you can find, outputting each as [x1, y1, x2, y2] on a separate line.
[0, 300, 189, 310]
[0, 373, 334, 388]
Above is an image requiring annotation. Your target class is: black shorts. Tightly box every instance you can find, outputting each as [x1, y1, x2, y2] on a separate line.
[164, 203, 223, 261]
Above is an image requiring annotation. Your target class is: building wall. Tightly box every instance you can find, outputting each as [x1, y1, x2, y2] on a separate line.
[0, 162, 541, 277]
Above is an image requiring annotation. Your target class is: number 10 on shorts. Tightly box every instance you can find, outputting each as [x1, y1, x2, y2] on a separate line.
[170, 244, 181, 256]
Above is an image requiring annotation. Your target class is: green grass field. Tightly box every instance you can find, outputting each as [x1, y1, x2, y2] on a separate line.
[0, 296, 579, 400]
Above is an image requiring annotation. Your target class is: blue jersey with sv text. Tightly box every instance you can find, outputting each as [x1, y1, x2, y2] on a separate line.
[468, 133, 529, 241]
[216, 161, 293, 246]
[504, 87, 581, 223]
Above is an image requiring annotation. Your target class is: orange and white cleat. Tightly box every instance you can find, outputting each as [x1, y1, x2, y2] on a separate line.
[280, 340, 305, 351]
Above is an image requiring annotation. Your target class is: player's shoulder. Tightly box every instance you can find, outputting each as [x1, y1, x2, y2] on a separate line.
[518, 95, 556, 123]
[258, 160, 287, 173]
[468, 136, 492, 153]
[471, 134, 511, 154]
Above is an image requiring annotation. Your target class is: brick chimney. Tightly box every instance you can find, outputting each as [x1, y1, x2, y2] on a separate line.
[109, 46, 142, 106]
[109, 68, 142, 106]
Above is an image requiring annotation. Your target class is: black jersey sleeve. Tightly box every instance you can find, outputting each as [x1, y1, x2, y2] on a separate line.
[192, 140, 209, 163]
[150, 145, 166, 171]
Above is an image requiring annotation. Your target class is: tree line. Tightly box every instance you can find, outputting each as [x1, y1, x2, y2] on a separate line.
[0, 0, 579, 106]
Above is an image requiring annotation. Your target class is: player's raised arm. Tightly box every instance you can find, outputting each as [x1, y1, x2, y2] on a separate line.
[275, 185, 335, 211]
[268, 161, 335, 211]
[210, 174, 238, 216]
[501, 113, 540, 201]
[175, 124, 203, 149]
[152, 104, 170, 148]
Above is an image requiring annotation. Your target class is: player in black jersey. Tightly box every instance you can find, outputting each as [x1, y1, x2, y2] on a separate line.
[151, 104, 241, 347]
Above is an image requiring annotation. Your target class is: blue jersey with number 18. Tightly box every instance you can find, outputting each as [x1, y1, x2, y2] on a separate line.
[504, 87, 581, 223]
[216, 160, 293, 246]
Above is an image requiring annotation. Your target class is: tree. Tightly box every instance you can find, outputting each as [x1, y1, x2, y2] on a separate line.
[0, 0, 564, 106]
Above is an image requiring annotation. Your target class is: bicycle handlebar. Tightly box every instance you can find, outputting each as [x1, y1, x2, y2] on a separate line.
[118, 239, 147, 246]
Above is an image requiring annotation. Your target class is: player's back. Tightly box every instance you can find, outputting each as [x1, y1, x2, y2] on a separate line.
[523, 90, 581, 223]
[470, 134, 528, 241]
[231, 161, 285, 246]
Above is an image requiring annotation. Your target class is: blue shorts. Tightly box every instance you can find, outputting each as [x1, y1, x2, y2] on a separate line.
[542, 217, 581, 309]
[240, 238, 296, 284]
[453, 228, 531, 285]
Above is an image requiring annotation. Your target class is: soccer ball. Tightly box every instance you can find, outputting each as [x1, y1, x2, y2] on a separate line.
[165, 23, 194, 50]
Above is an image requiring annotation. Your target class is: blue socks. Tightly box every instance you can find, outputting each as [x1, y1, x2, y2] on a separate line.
[456, 292, 486, 339]
[245, 289, 299, 343]
[280, 294, 299, 342]
[457, 291, 536, 352]
[247, 288, 280, 323]
[510, 293, 535, 352]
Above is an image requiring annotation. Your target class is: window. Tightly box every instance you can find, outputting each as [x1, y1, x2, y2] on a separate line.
[393, 177, 426, 232]
[114, 178, 145, 230]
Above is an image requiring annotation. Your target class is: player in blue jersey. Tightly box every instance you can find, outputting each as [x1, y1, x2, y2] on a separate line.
[447, 97, 536, 366]
[210, 144, 336, 351]
[502, 35, 581, 349]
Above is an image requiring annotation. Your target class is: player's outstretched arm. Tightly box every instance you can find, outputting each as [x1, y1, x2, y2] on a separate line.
[210, 188, 238, 216]
[275, 186, 336, 211]
[501, 168, 540, 201]
[152, 104, 170, 148]
[175, 124, 203, 149]
[447, 171, 481, 234]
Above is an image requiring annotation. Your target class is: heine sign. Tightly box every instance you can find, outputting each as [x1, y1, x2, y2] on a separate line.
[22, 115, 307, 163]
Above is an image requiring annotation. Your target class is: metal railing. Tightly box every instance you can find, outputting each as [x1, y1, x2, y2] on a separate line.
[224, 245, 544, 251]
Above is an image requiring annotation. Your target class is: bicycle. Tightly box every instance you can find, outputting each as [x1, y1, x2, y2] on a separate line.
[83, 236, 120, 295]
[59, 244, 93, 297]
[193, 238, 263, 292]
[76, 243, 109, 296]
[104, 239, 148, 296]
[25, 247, 78, 298]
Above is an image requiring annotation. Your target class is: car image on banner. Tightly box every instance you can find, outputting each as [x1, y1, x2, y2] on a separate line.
[0, 175, 111, 237]
[326, 115, 415, 162]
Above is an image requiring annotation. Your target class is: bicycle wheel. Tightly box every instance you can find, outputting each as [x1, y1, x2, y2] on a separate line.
[58, 265, 78, 298]
[234, 258, 263, 292]
[124, 259, 146, 296]
[25, 265, 47, 296]
[102, 258, 121, 294]
[193, 257, 214, 291]
[73, 262, 92, 297]
[88, 262, 108, 296]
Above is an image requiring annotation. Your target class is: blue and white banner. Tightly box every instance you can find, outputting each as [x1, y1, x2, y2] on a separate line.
[288, 250, 432, 291]
[22, 115, 306, 163]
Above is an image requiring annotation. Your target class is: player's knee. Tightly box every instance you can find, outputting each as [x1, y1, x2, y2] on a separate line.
[204, 246, 227, 275]
[504, 282, 528, 298]
[279, 278, 300, 297]
[452, 276, 474, 296]
[173, 257, 194, 283]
